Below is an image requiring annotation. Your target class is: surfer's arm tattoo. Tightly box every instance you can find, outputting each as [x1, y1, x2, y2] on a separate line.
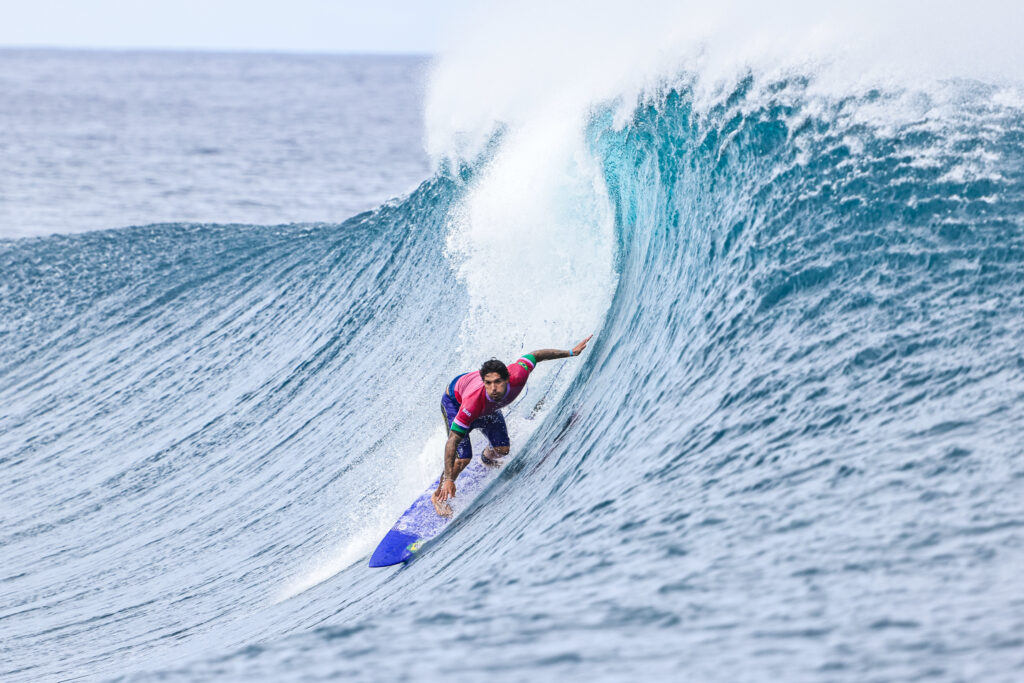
[529, 348, 572, 362]
[528, 333, 593, 360]
[530, 335, 593, 363]
[443, 431, 462, 480]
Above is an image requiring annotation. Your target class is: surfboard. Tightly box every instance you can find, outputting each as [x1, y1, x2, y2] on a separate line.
[368, 454, 504, 567]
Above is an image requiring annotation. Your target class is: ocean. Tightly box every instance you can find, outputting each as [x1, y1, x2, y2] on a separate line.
[2, 27, 1024, 683]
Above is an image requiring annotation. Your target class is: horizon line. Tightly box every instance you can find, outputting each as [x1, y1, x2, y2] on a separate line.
[0, 44, 435, 58]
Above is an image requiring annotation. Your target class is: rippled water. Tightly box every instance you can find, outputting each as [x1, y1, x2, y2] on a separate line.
[0, 49, 429, 238]
[3, 48, 1024, 683]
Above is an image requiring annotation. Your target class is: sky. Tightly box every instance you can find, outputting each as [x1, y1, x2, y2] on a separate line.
[0, 0, 477, 54]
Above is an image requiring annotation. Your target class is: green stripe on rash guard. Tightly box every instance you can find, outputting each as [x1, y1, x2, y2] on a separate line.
[523, 354, 536, 365]
[450, 423, 469, 435]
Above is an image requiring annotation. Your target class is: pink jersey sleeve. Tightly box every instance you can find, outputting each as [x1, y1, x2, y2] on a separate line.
[507, 354, 536, 388]
[451, 394, 484, 436]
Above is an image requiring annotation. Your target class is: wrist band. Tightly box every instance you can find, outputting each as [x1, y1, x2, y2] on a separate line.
[569, 350, 574, 357]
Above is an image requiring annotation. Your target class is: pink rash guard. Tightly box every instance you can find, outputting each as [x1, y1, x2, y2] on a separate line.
[448, 355, 536, 435]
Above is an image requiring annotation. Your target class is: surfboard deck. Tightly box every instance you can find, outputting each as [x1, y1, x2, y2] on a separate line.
[368, 454, 504, 567]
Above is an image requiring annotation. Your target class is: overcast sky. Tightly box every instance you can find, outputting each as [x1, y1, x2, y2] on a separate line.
[0, 0, 477, 54]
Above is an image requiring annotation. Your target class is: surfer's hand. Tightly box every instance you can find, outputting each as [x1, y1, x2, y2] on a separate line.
[572, 334, 593, 357]
[437, 479, 456, 501]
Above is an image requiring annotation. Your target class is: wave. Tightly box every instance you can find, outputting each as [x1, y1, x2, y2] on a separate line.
[4, 37, 1024, 683]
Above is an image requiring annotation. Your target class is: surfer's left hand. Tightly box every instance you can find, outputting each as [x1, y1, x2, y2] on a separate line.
[436, 479, 455, 502]
[571, 334, 593, 357]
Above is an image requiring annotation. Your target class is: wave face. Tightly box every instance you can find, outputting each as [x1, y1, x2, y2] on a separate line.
[4, 75, 1024, 680]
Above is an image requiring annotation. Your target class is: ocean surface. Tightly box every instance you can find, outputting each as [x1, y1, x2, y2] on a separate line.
[0, 49, 430, 238]
[2, 41, 1024, 683]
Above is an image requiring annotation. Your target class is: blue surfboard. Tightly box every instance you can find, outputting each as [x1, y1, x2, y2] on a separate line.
[368, 454, 504, 567]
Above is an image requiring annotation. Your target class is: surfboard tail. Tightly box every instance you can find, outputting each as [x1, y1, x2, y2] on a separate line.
[368, 529, 422, 567]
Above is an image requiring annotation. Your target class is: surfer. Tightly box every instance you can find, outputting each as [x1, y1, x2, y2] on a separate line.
[432, 335, 594, 516]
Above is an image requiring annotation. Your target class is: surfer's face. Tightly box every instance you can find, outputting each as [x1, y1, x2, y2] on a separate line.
[482, 372, 508, 401]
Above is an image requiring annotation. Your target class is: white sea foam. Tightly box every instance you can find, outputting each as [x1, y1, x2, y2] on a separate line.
[426, 0, 1024, 165]
[275, 428, 445, 601]
[426, 1, 1024, 393]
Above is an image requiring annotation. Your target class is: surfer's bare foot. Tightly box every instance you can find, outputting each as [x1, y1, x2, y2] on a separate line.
[431, 490, 452, 517]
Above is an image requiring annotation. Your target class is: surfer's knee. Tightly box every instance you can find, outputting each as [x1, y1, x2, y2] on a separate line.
[494, 446, 509, 455]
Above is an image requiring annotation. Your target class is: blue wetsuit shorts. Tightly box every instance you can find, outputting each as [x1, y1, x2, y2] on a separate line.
[440, 391, 509, 460]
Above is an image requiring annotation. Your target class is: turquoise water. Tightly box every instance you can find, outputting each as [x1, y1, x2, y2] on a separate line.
[2, 49, 1024, 682]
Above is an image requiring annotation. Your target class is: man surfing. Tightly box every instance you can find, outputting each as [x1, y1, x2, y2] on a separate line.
[432, 335, 594, 516]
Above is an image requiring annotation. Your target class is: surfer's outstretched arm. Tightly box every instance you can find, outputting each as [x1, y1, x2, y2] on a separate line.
[529, 334, 593, 363]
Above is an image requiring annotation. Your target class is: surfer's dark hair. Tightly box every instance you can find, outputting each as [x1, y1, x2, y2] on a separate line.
[479, 358, 509, 381]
